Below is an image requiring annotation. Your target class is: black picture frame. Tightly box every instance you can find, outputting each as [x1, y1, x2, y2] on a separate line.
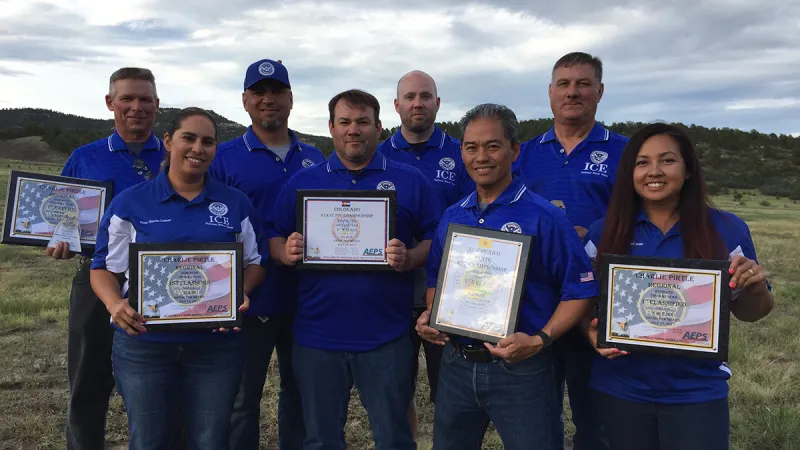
[429, 223, 533, 344]
[1, 170, 113, 251]
[128, 242, 244, 331]
[295, 189, 397, 271]
[597, 254, 731, 361]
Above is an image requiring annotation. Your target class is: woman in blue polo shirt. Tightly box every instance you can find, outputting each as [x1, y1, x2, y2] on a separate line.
[89, 107, 268, 450]
[582, 123, 774, 450]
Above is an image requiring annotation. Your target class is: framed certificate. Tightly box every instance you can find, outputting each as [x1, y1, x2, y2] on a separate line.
[128, 242, 244, 330]
[2, 170, 112, 251]
[429, 224, 532, 343]
[597, 254, 731, 360]
[296, 189, 397, 271]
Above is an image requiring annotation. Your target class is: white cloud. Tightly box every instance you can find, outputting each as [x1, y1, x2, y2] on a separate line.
[725, 98, 800, 111]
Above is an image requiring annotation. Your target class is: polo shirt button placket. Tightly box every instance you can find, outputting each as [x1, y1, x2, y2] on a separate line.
[478, 218, 485, 225]
[351, 179, 357, 185]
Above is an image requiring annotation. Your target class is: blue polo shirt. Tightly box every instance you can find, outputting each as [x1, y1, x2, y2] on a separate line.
[266, 151, 441, 352]
[61, 130, 165, 255]
[513, 122, 628, 229]
[210, 127, 326, 316]
[378, 126, 474, 210]
[583, 208, 768, 404]
[91, 169, 269, 343]
[425, 177, 599, 346]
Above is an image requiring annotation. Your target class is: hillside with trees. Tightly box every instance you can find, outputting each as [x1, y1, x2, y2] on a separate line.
[2, 108, 799, 199]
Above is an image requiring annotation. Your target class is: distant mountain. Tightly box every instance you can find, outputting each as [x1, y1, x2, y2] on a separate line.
[2, 108, 800, 199]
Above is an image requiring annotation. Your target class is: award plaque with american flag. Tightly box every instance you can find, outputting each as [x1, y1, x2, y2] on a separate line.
[597, 254, 732, 360]
[1, 170, 112, 249]
[128, 242, 244, 330]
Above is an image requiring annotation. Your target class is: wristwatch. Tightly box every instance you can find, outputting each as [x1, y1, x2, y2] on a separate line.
[533, 330, 553, 348]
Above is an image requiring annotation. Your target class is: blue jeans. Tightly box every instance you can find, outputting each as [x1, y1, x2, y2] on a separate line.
[112, 331, 245, 450]
[554, 328, 609, 450]
[595, 390, 729, 450]
[433, 343, 560, 450]
[229, 314, 304, 450]
[292, 334, 416, 450]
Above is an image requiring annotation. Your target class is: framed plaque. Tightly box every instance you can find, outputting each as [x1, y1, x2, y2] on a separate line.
[429, 224, 532, 343]
[1, 170, 112, 251]
[128, 242, 244, 330]
[597, 254, 731, 360]
[296, 189, 397, 271]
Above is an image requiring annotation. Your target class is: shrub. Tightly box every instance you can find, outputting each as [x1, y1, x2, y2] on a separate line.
[760, 200, 771, 207]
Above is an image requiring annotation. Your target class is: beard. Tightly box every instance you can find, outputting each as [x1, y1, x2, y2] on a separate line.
[403, 115, 434, 134]
[259, 118, 284, 131]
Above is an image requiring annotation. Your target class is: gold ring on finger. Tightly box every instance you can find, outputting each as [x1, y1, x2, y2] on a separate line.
[748, 268, 755, 275]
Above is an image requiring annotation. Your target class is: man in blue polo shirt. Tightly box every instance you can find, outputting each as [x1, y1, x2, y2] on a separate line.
[513, 52, 628, 450]
[47, 67, 165, 450]
[209, 58, 326, 450]
[377, 70, 474, 434]
[416, 103, 598, 450]
[267, 89, 441, 449]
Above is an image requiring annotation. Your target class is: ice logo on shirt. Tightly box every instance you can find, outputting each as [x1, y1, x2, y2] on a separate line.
[207, 202, 232, 228]
[209, 202, 229, 217]
[590, 150, 608, 164]
[258, 62, 275, 76]
[376, 181, 396, 191]
[439, 157, 456, 171]
[302, 158, 315, 168]
[500, 222, 522, 233]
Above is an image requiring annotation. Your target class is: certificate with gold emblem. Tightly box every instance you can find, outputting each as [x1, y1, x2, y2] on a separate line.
[429, 224, 532, 343]
[128, 243, 244, 330]
[1, 170, 112, 251]
[597, 254, 732, 360]
[296, 189, 396, 271]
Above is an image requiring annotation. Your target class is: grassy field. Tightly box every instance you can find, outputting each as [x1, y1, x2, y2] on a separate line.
[0, 158, 798, 449]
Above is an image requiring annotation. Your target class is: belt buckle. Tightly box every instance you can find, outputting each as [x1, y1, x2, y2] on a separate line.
[461, 345, 493, 363]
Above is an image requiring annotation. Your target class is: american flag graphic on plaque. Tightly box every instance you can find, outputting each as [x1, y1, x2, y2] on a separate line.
[11, 178, 104, 242]
[606, 265, 721, 353]
[136, 251, 236, 324]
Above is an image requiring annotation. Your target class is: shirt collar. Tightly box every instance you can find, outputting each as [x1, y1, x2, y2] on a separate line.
[108, 130, 161, 152]
[326, 150, 387, 173]
[243, 126, 303, 153]
[460, 176, 527, 209]
[634, 208, 682, 237]
[155, 168, 225, 204]
[389, 126, 446, 151]
[539, 121, 610, 144]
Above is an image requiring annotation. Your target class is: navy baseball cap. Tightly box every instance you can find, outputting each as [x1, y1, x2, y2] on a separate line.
[244, 59, 290, 90]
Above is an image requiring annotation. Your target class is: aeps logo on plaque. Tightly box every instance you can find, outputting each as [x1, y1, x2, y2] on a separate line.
[207, 202, 232, 228]
[376, 181, 396, 191]
[583, 150, 610, 176]
[501, 222, 522, 233]
[302, 158, 315, 168]
[435, 157, 457, 185]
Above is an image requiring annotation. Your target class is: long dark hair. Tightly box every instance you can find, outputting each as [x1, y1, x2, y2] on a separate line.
[598, 123, 726, 260]
[161, 107, 218, 171]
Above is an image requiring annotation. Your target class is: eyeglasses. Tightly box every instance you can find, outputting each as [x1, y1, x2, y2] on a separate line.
[132, 157, 154, 180]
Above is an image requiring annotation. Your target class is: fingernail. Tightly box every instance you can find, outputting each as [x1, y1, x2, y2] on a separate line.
[729, 281, 735, 288]
[729, 268, 734, 274]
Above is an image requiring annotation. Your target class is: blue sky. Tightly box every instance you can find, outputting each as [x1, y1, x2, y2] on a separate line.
[1, 0, 799, 137]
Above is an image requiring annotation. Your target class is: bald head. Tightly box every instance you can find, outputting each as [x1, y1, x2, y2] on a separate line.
[394, 70, 440, 135]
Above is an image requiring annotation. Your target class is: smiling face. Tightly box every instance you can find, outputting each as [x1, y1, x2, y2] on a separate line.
[164, 115, 217, 177]
[549, 63, 603, 125]
[329, 99, 382, 169]
[461, 117, 519, 191]
[106, 78, 159, 137]
[242, 79, 293, 131]
[633, 134, 688, 206]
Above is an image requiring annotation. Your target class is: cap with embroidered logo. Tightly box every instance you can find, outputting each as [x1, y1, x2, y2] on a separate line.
[244, 59, 290, 90]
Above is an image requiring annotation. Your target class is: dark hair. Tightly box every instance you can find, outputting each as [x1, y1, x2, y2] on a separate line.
[109, 67, 157, 98]
[597, 123, 726, 261]
[328, 89, 380, 124]
[552, 52, 603, 84]
[458, 103, 520, 145]
[161, 107, 218, 170]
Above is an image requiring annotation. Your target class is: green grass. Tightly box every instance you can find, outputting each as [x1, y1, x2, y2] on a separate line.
[0, 174, 798, 448]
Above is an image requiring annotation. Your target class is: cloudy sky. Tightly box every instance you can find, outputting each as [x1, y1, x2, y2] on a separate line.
[2, 0, 799, 137]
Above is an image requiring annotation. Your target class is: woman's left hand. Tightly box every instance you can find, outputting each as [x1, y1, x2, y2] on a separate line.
[213, 294, 250, 333]
[729, 255, 768, 291]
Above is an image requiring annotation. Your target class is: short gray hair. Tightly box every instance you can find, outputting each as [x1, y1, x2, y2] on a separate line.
[458, 103, 520, 145]
[108, 67, 157, 99]
[552, 52, 603, 84]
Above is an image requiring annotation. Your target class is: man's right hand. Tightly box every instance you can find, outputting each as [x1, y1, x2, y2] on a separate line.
[416, 309, 449, 346]
[108, 299, 147, 336]
[46, 241, 77, 260]
[284, 232, 304, 265]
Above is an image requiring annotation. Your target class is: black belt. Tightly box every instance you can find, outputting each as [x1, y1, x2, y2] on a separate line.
[452, 343, 499, 363]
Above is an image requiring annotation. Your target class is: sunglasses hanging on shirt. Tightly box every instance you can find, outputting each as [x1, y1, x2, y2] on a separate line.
[132, 157, 154, 180]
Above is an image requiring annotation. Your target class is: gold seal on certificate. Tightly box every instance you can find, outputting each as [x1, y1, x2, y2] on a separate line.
[2, 170, 112, 250]
[429, 224, 532, 343]
[296, 189, 397, 271]
[597, 254, 732, 360]
[128, 243, 244, 330]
